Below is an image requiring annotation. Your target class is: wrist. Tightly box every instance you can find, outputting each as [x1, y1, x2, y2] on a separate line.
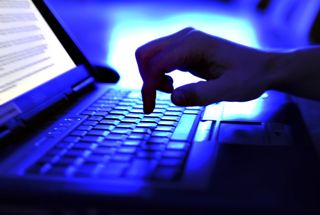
[264, 50, 296, 92]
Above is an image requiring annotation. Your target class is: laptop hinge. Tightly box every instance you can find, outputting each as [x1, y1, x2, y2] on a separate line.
[71, 77, 95, 93]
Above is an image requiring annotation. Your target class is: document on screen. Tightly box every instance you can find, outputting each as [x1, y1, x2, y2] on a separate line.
[0, 0, 76, 105]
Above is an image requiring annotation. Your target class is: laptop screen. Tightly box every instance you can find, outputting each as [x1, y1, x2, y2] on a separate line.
[0, 0, 76, 106]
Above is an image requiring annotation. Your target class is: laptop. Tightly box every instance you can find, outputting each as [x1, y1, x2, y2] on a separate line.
[1, 0, 320, 214]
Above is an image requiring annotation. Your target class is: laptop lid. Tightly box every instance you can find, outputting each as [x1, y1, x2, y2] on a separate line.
[0, 0, 95, 137]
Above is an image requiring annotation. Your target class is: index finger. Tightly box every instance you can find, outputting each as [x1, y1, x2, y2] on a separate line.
[136, 28, 195, 113]
[141, 30, 207, 113]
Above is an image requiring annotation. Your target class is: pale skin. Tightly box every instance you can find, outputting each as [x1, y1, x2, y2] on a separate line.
[135, 27, 320, 114]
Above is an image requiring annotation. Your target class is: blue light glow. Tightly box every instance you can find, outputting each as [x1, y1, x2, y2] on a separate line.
[222, 93, 268, 120]
[107, 6, 260, 88]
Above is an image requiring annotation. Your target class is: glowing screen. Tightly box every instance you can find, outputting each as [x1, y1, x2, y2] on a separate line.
[0, 0, 76, 105]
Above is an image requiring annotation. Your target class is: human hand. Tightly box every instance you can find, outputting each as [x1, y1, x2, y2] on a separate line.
[135, 27, 280, 114]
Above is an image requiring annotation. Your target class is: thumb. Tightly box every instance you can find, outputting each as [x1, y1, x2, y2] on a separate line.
[171, 79, 229, 106]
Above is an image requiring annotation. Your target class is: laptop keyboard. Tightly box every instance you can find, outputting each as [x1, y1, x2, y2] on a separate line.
[26, 89, 203, 181]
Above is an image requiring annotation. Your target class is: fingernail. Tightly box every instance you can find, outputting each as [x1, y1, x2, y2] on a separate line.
[172, 90, 185, 105]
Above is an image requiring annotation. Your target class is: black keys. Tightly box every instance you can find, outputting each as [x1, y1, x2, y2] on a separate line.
[98, 162, 128, 177]
[125, 159, 157, 178]
[94, 124, 115, 131]
[87, 130, 110, 136]
[25, 89, 199, 182]
[70, 130, 88, 137]
[152, 167, 180, 181]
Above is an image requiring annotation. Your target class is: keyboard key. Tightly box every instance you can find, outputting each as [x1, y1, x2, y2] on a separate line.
[167, 142, 188, 150]
[112, 154, 132, 162]
[132, 128, 152, 134]
[88, 116, 104, 121]
[100, 140, 122, 147]
[100, 119, 120, 125]
[161, 116, 180, 121]
[80, 110, 96, 116]
[72, 143, 98, 150]
[116, 103, 134, 107]
[136, 122, 157, 128]
[45, 166, 76, 177]
[131, 158, 158, 166]
[116, 123, 136, 129]
[81, 136, 104, 143]
[117, 147, 137, 154]
[141, 143, 166, 151]
[87, 130, 110, 136]
[151, 131, 172, 138]
[99, 162, 128, 177]
[130, 109, 144, 114]
[64, 149, 91, 158]
[154, 126, 175, 132]
[159, 158, 183, 167]
[183, 110, 200, 115]
[140, 117, 160, 123]
[55, 157, 84, 167]
[171, 114, 197, 141]
[186, 106, 202, 110]
[111, 128, 132, 135]
[128, 133, 150, 140]
[54, 142, 73, 150]
[110, 110, 129, 116]
[94, 124, 115, 131]
[162, 150, 186, 158]
[167, 107, 185, 112]
[153, 108, 166, 113]
[93, 146, 117, 154]
[156, 100, 170, 105]
[87, 107, 101, 111]
[154, 104, 168, 109]
[122, 118, 140, 124]
[27, 163, 51, 175]
[126, 113, 144, 119]
[85, 154, 111, 164]
[158, 121, 177, 126]
[122, 140, 142, 147]
[148, 137, 169, 144]
[63, 136, 80, 143]
[82, 120, 99, 126]
[137, 150, 162, 159]
[125, 160, 157, 178]
[105, 134, 126, 141]
[152, 167, 179, 181]
[70, 130, 88, 137]
[40, 154, 60, 164]
[147, 113, 163, 118]
[165, 111, 182, 116]
[77, 125, 93, 131]
[132, 104, 143, 109]
[93, 111, 110, 116]
[75, 163, 102, 177]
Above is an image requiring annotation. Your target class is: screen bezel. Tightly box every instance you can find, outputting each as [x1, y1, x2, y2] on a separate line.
[32, 0, 94, 70]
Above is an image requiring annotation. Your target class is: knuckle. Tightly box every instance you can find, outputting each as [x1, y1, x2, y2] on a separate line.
[183, 27, 195, 32]
[135, 46, 148, 61]
[187, 29, 203, 40]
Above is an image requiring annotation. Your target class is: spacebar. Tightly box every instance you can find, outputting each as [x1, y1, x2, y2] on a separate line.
[171, 114, 197, 141]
